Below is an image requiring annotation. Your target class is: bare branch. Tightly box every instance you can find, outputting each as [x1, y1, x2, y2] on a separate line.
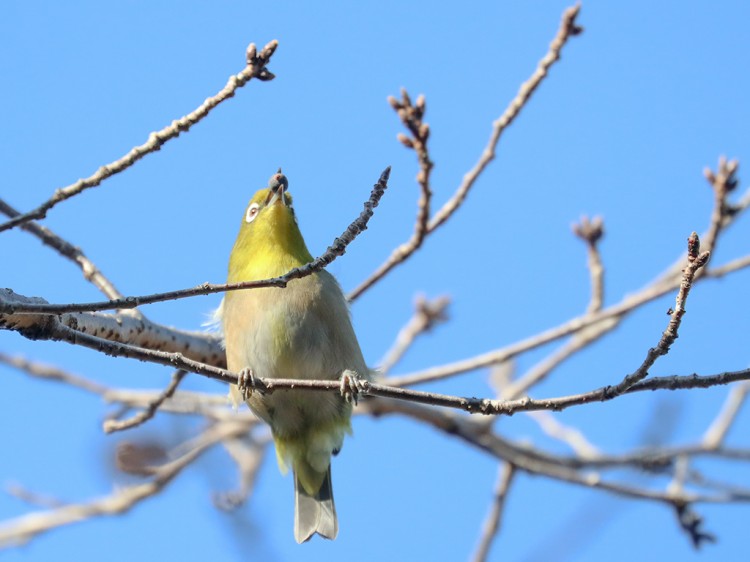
[702, 156, 740, 257]
[378, 295, 450, 376]
[103, 370, 188, 434]
[0, 290, 224, 367]
[0, 40, 279, 234]
[103, 389, 240, 421]
[500, 328, 605, 399]
[5, 484, 66, 510]
[394, 227, 733, 388]
[496, 218, 607, 398]
[0, 167, 391, 315]
[471, 463, 516, 562]
[7, 281, 750, 417]
[348, 3, 583, 301]
[0, 422, 247, 548]
[572, 215, 605, 314]
[0, 199, 123, 300]
[649, 161, 745, 289]
[348, 91, 434, 299]
[702, 382, 750, 449]
[392, 171, 750, 390]
[525, 411, 601, 458]
[0, 352, 109, 395]
[706, 253, 750, 278]
[558, 445, 750, 471]
[214, 434, 270, 510]
[0, 352, 230, 422]
[607, 233, 709, 397]
[427, 3, 582, 234]
[393, 90, 434, 245]
[364, 398, 750, 504]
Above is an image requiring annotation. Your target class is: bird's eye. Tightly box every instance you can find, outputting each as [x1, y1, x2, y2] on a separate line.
[245, 203, 260, 223]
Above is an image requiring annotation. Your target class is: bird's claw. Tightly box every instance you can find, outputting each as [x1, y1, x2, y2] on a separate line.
[340, 370, 366, 405]
[238, 368, 256, 401]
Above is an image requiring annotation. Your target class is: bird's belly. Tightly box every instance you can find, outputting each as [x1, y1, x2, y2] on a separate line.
[225, 288, 352, 439]
[248, 388, 348, 441]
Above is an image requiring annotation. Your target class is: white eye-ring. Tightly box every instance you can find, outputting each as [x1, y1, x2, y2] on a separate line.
[245, 203, 260, 223]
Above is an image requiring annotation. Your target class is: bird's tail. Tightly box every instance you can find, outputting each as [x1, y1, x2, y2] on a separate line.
[294, 465, 337, 543]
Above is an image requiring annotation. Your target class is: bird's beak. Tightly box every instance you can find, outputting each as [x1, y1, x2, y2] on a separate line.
[266, 183, 287, 207]
[265, 170, 289, 207]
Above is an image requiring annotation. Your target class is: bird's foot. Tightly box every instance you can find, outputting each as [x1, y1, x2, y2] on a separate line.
[237, 368, 256, 401]
[340, 369, 367, 405]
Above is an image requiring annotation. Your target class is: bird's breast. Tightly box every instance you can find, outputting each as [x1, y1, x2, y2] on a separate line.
[223, 272, 364, 381]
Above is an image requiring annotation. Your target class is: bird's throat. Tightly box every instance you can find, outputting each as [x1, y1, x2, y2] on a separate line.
[227, 205, 314, 283]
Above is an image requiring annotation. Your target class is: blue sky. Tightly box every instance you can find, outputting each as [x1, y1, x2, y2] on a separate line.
[1, 1, 749, 561]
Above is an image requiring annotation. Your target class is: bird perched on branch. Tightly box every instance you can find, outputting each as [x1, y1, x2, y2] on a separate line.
[220, 169, 367, 543]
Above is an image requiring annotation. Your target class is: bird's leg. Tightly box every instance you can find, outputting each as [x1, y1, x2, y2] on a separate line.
[237, 368, 256, 401]
[339, 369, 367, 405]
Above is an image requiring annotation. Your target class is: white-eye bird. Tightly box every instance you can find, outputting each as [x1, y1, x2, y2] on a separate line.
[221, 170, 367, 543]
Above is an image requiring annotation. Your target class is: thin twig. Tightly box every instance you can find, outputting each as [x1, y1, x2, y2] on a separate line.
[383, 283, 678, 387]
[378, 295, 449, 375]
[0, 422, 247, 547]
[0, 167, 391, 315]
[701, 156, 739, 259]
[0, 352, 109, 395]
[607, 233, 709, 397]
[348, 91, 434, 301]
[707, 254, 750, 278]
[393, 90, 434, 247]
[365, 398, 750, 505]
[0, 199, 123, 300]
[648, 160, 744, 290]
[103, 389, 242, 421]
[472, 463, 516, 562]
[500, 328, 605, 399]
[702, 382, 750, 449]
[499, 218, 607, 398]
[559, 445, 750, 470]
[0, 41, 279, 234]
[525, 411, 600, 457]
[428, 3, 582, 234]
[667, 455, 690, 497]
[214, 434, 270, 510]
[5, 484, 66, 510]
[499, 168, 746, 405]
[0, 349, 249, 442]
[573, 215, 605, 314]
[391, 228, 728, 388]
[392, 179, 750, 389]
[348, 3, 583, 301]
[103, 370, 188, 433]
[0, 352, 228, 420]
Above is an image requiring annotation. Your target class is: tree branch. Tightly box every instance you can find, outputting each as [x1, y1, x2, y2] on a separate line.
[0, 422, 248, 548]
[103, 370, 188, 434]
[606, 233, 709, 397]
[5, 282, 750, 417]
[702, 382, 750, 449]
[0, 199, 124, 300]
[0, 167, 391, 315]
[0, 40, 279, 234]
[378, 295, 450, 376]
[471, 463, 516, 562]
[348, 3, 583, 300]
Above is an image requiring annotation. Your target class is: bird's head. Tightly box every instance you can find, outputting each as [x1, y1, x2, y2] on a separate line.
[228, 169, 313, 281]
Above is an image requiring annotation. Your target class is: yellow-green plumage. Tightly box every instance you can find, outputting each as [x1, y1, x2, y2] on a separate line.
[221, 171, 367, 543]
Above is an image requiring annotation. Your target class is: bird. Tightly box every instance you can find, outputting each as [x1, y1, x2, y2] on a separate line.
[220, 169, 368, 543]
